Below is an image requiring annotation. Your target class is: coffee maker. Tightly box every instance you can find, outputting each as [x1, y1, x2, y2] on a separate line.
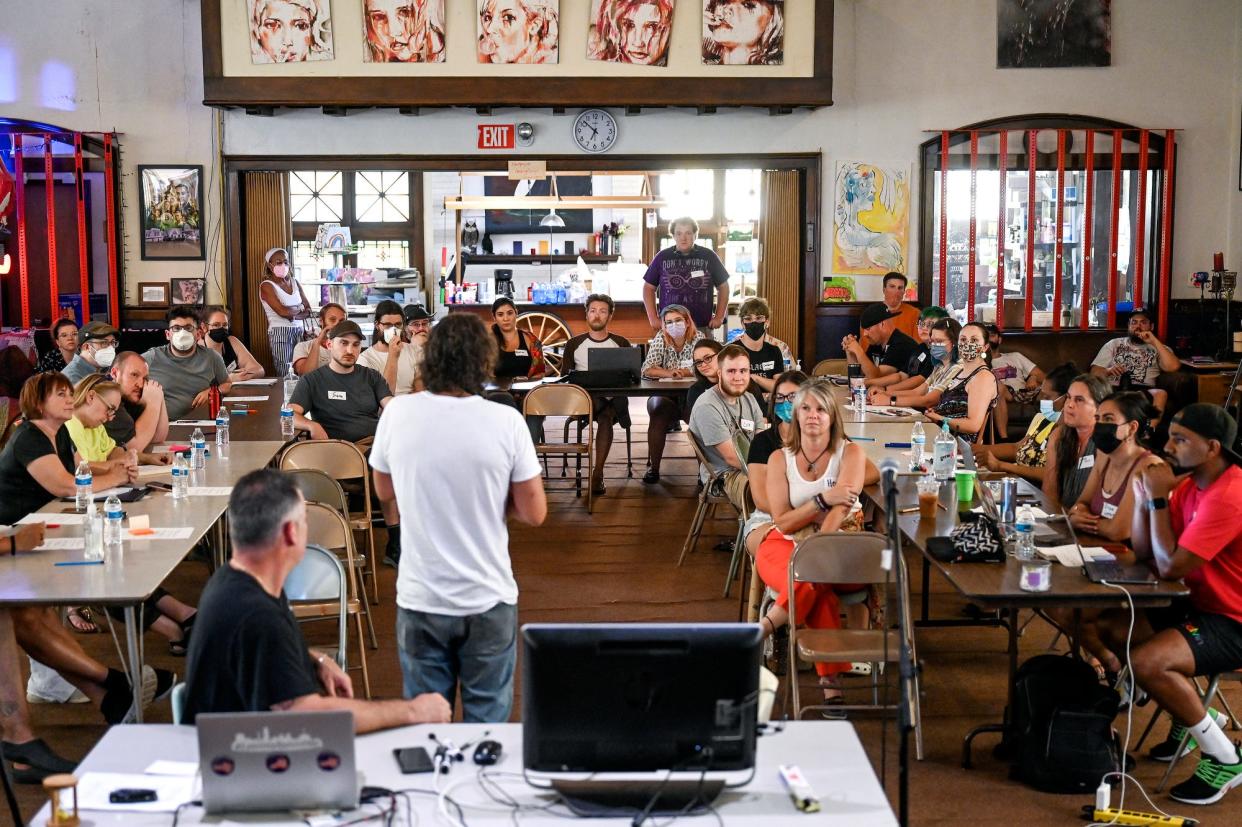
[494, 269, 514, 299]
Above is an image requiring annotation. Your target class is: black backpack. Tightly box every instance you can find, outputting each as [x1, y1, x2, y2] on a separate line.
[1008, 654, 1121, 793]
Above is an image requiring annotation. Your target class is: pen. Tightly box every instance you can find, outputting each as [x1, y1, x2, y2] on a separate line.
[851, 436, 876, 442]
[885, 442, 912, 448]
[54, 560, 104, 567]
[899, 506, 919, 513]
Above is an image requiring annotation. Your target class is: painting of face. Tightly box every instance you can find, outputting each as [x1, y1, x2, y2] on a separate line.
[588, 0, 674, 66]
[702, 0, 783, 65]
[248, 0, 334, 64]
[363, 0, 446, 63]
[478, 0, 559, 64]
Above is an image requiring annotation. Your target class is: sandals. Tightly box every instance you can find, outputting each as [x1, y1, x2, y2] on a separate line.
[66, 606, 99, 634]
[168, 612, 197, 657]
[2, 738, 77, 784]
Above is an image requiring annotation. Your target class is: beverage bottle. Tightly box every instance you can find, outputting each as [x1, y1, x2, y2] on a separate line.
[283, 368, 299, 406]
[171, 453, 189, 500]
[103, 495, 123, 556]
[191, 428, 206, 470]
[215, 405, 230, 458]
[932, 421, 956, 481]
[281, 404, 296, 439]
[74, 460, 93, 512]
[1015, 505, 1036, 560]
[909, 421, 926, 472]
[853, 385, 866, 414]
[83, 501, 104, 562]
[208, 381, 221, 419]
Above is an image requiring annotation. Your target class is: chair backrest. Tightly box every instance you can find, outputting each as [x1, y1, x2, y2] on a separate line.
[303, 503, 362, 601]
[280, 439, 369, 483]
[687, 429, 718, 477]
[812, 358, 848, 377]
[170, 682, 187, 725]
[522, 383, 593, 417]
[287, 468, 349, 513]
[284, 542, 347, 604]
[791, 531, 891, 585]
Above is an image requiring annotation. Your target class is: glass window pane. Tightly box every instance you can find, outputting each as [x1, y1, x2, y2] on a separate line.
[355, 170, 410, 223]
[355, 240, 410, 269]
[658, 169, 713, 220]
[725, 169, 760, 223]
[290, 170, 343, 222]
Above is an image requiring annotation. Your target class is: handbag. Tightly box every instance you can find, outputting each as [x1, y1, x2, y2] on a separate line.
[927, 512, 1005, 563]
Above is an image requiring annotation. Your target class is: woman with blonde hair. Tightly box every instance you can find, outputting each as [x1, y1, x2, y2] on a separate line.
[66, 375, 167, 469]
[640, 304, 702, 483]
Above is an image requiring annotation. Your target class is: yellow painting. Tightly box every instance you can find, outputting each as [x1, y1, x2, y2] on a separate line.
[832, 161, 910, 276]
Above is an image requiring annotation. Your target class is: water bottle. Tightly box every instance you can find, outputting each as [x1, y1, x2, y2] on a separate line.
[171, 453, 189, 500]
[280, 404, 296, 439]
[909, 421, 926, 472]
[215, 405, 230, 458]
[74, 460, 93, 512]
[932, 420, 956, 481]
[1015, 505, 1036, 561]
[103, 495, 123, 556]
[283, 369, 299, 405]
[83, 501, 104, 562]
[191, 428, 206, 470]
[783, 357, 792, 373]
[852, 385, 866, 414]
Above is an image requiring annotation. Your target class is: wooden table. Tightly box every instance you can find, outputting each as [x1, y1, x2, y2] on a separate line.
[1178, 358, 1240, 406]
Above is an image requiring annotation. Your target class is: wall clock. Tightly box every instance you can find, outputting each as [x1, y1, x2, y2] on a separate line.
[572, 109, 618, 154]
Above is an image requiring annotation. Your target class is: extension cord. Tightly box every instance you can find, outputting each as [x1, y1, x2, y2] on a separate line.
[1080, 805, 1198, 826]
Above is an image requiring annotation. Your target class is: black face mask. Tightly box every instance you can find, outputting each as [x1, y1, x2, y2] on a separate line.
[207, 328, 230, 343]
[1092, 423, 1125, 454]
[744, 321, 766, 340]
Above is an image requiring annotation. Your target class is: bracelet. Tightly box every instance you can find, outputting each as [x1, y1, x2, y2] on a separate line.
[813, 493, 829, 512]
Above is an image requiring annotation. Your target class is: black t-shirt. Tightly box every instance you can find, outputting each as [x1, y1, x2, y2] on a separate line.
[103, 398, 144, 447]
[183, 565, 321, 723]
[747, 426, 783, 467]
[685, 377, 713, 414]
[742, 340, 784, 409]
[866, 329, 919, 373]
[289, 364, 390, 443]
[905, 344, 934, 380]
[0, 422, 76, 524]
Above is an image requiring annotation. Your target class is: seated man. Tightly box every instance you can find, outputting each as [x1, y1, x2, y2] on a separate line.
[986, 323, 1045, 439]
[142, 306, 231, 421]
[858, 271, 921, 343]
[842, 303, 920, 385]
[182, 469, 450, 732]
[292, 303, 347, 377]
[688, 344, 763, 512]
[736, 297, 792, 410]
[1090, 309, 1178, 414]
[866, 305, 949, 394]
[61, 320, 120, 385]
[201, 306, 265, 383]
[106, 351, 170, 453]
[1108, 405, 1242, 805]
[561, 293, 632, 496]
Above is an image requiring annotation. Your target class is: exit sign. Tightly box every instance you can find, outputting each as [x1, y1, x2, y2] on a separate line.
[477, 124, 515, 150]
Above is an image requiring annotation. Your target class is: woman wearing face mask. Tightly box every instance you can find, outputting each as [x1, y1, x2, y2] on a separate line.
[742, 370, 807, 560]
[200, 307, 264, 384]
[357, 300, 423, 395]
[1068, 392, 1165, 542]
[871, 318, 962, 409]
[977, 362, 1078, 483]
[1041, 374, 1112, 510]
[924, 321, 998, 442]
[641, 305, 702, 483]
[258, 247, 313, 378]
[684, 339, 724, 413]
[37, 319, 79, 375]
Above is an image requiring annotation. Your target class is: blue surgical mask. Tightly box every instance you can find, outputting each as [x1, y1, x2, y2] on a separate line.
[1039, 398, 1056, 417]
[775, 401, 794, 423]
[929, 343, 949, 363]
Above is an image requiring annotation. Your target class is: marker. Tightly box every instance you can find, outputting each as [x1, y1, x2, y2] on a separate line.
[885, 442, 912, 448]
[54, 560, 104, 567]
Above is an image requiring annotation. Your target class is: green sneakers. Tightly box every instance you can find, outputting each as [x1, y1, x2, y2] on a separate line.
[1169, 745, 1242, 805]
[1149, 708, 1229, 763]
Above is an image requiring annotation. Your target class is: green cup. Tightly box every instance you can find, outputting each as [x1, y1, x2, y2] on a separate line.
[955, 469, 977, 503]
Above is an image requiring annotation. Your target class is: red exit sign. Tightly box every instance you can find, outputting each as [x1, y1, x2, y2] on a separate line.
[477, 124, 515, 150]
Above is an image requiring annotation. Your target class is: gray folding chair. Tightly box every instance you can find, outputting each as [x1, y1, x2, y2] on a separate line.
[284, 542, 352, 680]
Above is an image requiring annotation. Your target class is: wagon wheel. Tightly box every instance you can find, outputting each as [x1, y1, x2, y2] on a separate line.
[517, 311, 571, 377]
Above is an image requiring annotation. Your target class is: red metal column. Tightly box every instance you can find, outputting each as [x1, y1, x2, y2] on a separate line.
[938, 131, 949, 307]
[1106, 130, 1122, 330]
[967, 131, 978, 322]
[1081, 131, 1095, 330]
[43, 135, 59, 318]
[996, 131, 1008, 331]
[1133, 130, 1150, 307]
[1157, 131, 1176, 338]
[1052, 130, 1066, 331]
[103, 133, 120, 326]
[14, 141, 29, 327]
[73, 133, 89, 322]
[1024, 130, 1037, 331]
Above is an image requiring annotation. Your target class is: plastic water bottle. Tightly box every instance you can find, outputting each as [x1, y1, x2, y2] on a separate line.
[83, 501, 104, 562]
[909, 421, 926, 472]
[852, 385, 866, 414]
[215, 405, 230, 458]
[283, 368, 299, 405]
[933, 420, 956, 481]
[74, 460, 93, 512]
[190, 428, 206, 470]
[171, 453, 189, 500]
[103, 495, 123, 556]
[1015, 505, 1036, 561]
[280, 404, 296, 439]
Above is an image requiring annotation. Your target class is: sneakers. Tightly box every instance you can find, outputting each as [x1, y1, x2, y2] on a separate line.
[1150, 709, 1229, 763]
[1114, 665, 1148, 709]
[100, 666, 177, 725]
[1169, 745, 1242, 805]
[27, 687, 89, 704]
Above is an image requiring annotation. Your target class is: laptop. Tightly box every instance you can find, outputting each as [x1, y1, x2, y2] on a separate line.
[956, 437, 976, 471]
[587, 346, 642, 377]
[1058, 505, 1159, 585]
[197, 710, 359, 814]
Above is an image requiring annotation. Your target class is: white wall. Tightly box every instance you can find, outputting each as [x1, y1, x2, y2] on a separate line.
[3, 0, 1239, 307]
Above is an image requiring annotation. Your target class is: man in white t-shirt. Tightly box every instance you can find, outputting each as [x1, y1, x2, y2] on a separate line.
[985, 324, 1045, 439]
[371, 313, 546, 723]
[1090, 309, 1180, 414]
[292, 303, 346, 377]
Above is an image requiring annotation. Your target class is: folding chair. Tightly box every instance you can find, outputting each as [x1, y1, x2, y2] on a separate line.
[524, 384, 596, 513]
[564, 402, 634, 478]
[812, 358, 849, 377]
[298, 507, 372, 699]
[679, 432, 746, 568]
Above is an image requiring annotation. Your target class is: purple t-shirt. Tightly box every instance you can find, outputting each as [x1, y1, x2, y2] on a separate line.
[642, 245, 730, 326]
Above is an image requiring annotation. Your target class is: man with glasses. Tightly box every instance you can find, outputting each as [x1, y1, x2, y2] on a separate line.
[1090, 308, 1178, 414]
[736, 297, 792, 409]
[403, 303, 433, 345]
[62, 320, 120, 385]
[293, 303, 347, 377]
[142, 306, 231, 421]
[985, 323, 1045, 438]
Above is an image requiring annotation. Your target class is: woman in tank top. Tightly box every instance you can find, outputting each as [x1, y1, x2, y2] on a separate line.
[753, 380, 867, 704]
[258, 247, 313, 378]
[1041, 374, 1110, 510]
[924, 321, 997, 443]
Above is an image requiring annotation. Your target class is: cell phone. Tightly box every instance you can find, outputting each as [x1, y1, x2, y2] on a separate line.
[147, 481, 173, 492]
[394, 746, 434, 774]
[109, 788, 158, 803]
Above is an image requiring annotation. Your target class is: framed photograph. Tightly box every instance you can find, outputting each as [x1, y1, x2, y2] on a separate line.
[997, 0, 1111, 68]
[138, 282, 170, 308]
[170, 278, 206, 306]
[139, 166, 205, 261]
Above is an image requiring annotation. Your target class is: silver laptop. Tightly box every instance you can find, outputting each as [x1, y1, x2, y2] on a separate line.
[587, 346, 642, 376]
[956, 436, 976, 471]
[1058, 505, 1158, 585]
[197, 710, 359, 814]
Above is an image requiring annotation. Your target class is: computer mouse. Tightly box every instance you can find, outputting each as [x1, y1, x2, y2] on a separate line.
[472, 739, 503, 766]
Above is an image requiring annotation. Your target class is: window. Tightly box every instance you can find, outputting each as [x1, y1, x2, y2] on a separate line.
[657, 169, 714, 221]
[354, 170, 410, 222]
[289, 170, 343, 222]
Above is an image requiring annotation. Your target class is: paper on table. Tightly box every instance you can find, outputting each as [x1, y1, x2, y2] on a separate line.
[223, 395, 270, 402]
[170, 420, 216, 426]
[232, 377, 279, 386]
[19, 512, 84, 525]
[148, 445, 171, 453]
[129, 514, 150, 531]
[127, 527, 195, 540]
[35, 537, 86, 551]
[144, 759, 199, 777]
[77, 771, 199, 812]
[136, 464, 172, 478]
[187, 486, 233, 496]
[1038, 545, 1116, 566]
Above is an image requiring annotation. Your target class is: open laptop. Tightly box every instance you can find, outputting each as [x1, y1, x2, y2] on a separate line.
[587, 346, 642, 377]
[956, 437, 976, 471]
[1058, 505, 1159, 585]
[197, 710, 359, 814]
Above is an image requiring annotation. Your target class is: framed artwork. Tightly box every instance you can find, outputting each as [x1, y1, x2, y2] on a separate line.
[702, 0, 784, 65]
[832, 161, 910, 276]
[247, 0, 334, 64]
[363, 0, 445, 62]
[138, 282, 170, 308]
[587, 0, 675, 66]
[477, 0, 559, 64]
[170, 277, 207, 306]
[139, 166, 205, 261]
[997, 0, 1111, 68]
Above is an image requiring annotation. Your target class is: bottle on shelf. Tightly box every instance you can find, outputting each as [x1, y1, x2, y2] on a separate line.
[103, 494, 123, 557]
[74, 460, 93, 513]
[171, 453, 189, 500]
[932, 421, 956, 482]
[909, 421, 926, 472]
[215, 405, 230, 458]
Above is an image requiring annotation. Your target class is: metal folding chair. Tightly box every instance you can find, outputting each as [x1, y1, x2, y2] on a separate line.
[524, 384, 596, 513]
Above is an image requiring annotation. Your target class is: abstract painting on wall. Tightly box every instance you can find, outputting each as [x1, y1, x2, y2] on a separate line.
[588, 0, 675, 66]
[702, 0, 783, 65]
[363, 0, 446, 62]
[997, 0, 1111, 68]
[477, 0, 560, 64]
[247, 0, 335, 64]
[832, 161, 909, 277]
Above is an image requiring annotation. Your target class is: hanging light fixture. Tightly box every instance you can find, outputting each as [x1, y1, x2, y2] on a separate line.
[539, 209, 566, 228]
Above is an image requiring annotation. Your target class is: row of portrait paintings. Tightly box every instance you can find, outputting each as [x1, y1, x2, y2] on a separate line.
[246, 0, 784, 67]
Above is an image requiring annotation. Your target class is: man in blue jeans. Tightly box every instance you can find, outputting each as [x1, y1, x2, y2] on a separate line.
[371, 313, 547, 722]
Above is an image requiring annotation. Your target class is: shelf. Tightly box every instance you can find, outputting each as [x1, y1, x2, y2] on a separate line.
[461, 254, 620, 266]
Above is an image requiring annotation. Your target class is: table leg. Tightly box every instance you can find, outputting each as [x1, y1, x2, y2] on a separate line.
[123, 604, 144, 724]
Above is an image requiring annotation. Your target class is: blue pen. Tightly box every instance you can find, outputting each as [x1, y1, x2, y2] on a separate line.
[851, 436, 876, 442]
[885, 442, 912, 448]
[54, 560, 104, 567]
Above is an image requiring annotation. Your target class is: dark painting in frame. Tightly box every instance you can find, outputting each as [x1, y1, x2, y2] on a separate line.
[139, 165, 205, 261]
[997, 0, 1111, 68]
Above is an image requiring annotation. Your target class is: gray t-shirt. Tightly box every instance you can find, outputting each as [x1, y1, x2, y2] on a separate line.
[62, 354, 106, 386]
[142, 345, 229, 421]
[689, 387, 764, 479]
[289, 365, 391, 443]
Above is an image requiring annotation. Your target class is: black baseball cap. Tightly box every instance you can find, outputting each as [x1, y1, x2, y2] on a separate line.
[327, 319, 364, 340]
[403, 304, 432, 322]
[859, 303, 900, 330]
[1172, 404, 1242, 465]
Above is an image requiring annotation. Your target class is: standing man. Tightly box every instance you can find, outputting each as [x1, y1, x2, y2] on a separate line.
[142, 306, 231, 421]
[859, 272, 920, 344]
[561, 293, 632, 496]
[843, 303, 920, 384]
[643, 216, 730, 339]
[371, 313, 546, 723]
[689, 344, 763, 512]
[106, 352, 170, 453]
[1090, 308, 1179, 414]
[62, 320, 120, 385]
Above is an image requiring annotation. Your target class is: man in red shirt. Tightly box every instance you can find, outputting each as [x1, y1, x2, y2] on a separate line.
[1122, 404, 1242, 805]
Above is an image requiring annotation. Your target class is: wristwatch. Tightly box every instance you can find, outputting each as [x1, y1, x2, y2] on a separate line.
[1149, 497, 1168, 512]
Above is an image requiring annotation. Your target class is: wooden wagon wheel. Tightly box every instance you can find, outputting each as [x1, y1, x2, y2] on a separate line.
[517, 311, 572, 376]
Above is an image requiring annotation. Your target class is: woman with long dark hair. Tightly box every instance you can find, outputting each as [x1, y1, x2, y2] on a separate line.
[923, 321, 998, 442]
[1042, 374, 1111, 509]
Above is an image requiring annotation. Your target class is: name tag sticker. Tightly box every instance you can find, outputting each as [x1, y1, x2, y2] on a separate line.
[691, 270, 706, 279]
[917, 353, 926, 363]
[760, 361, 775, 371]
[741, 418, 755, 431]
[1100, 502, 1119, 520]
[1078, 454, 1095, 470]
[328, 391, 347, 401]
[514, 349, 529, 357]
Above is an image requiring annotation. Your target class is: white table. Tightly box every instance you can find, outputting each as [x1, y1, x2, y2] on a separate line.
[33, 722, 897, 826]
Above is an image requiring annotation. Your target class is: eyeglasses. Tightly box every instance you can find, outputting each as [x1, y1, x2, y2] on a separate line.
[692, 356, 716, 367]
[407, 321, 431, 330]
[99, 396, 118, 418]
[168, 324, 196, 333]
[774, 391, 797, 403]
[91, 338, 119, 348]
